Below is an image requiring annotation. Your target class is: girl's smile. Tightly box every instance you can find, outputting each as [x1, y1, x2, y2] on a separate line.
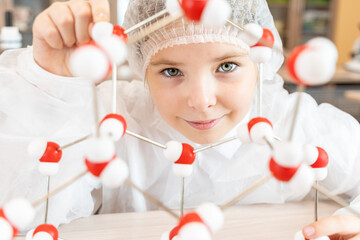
[184, 116, 224, 130]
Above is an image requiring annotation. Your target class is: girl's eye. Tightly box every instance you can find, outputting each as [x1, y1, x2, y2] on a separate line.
[162, 68, 182, 77]
[217, 62, 237, 72]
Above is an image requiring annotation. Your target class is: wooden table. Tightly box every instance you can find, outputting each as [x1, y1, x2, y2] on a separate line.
[331, 67, 360, 84]
[345, 90, 360, 103]
[17, 201, 339, 240]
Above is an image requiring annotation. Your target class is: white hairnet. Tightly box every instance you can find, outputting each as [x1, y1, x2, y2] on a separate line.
[123, 0, 284, 81]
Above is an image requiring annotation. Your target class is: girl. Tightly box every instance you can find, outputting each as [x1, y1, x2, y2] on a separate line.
[0, 0, 360, 239]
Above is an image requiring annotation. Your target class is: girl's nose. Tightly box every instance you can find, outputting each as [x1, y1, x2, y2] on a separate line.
[186, 77, 216, 111]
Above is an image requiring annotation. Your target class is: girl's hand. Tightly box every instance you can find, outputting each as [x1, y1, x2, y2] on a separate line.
[32, 0, 110, 77]
[303, 215, 360, 240]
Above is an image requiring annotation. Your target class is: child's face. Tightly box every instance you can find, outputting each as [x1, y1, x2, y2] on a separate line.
[146, 42, 258, 144]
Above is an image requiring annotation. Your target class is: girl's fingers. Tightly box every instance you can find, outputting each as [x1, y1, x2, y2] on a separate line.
[349, 233, 360, 240]
[35, 0, 110, 48]
[33, 12, 64, 49]
[68, 1, 92, 44]
[47, 2, 76, 48]
[303, 215, 360, 239]
[89, 0, 110, 23]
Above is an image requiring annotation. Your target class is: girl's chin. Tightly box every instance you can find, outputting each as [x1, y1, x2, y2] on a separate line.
[182, 130, 228, 145]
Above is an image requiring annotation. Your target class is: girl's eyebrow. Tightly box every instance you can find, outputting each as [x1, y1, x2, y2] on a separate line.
[212, 53, 245, 62]
[149, 59, 184, 67]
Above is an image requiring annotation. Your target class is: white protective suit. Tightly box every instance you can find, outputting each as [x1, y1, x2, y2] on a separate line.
[0, 0, 360, 232]
[1, 46, 360, 230]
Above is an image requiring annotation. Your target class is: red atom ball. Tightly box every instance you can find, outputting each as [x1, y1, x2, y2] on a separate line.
[174, 143, 196, 165]
[269, 157, 300, 182]
[286, 44, 309, 86]
[85, 155, 116, 177]
[180, 0, 208, 21]
[311, 147, 329, 168]
[39, 142, 62, 163]
[169, 225, 180, 240]
[178, 212, 211, 233]
[247, 117, 273, 133]
[113, 25, 128, 42]
[253, 28, 275, 48]
[0, 208, 18, 237]
[33, 224, 58, 240]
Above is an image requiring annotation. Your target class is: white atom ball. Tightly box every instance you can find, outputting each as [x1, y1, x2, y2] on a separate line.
[201, 0, 231, 27]
[302, 144, 319, 165]
[69, 44, 110, 83]
[307, 37, 338, 63]
[273, 141, 303, 167]
[27, 139, 47, 159]
[240, 23, 263, 46]
[179, 222, 211, 240]
[164, 141, 183, 162]
[38, 162, 60, 176]
[295, 48, 336, 85]
[32, 232, 54, 240]
[98, 35, 127, 66]
[85, 137, 115, 163]
[249, 121, 274, 145]
[0, 218, 13, 240]
[313, 168, 328, 181]
[100, 158, 129, 188]
[100, 118, 125, 141]
[249, 46, 273, 63]
[91, 21, 114, 42]
[4, 198, 35, 231]
[294, 230, 305, 240]
[287, 164, 315, 194]
[173, 164, 193, 177]
[166, 0, 181, 15]
[196, 202, 224, 233]
[237, 123, 251, 143]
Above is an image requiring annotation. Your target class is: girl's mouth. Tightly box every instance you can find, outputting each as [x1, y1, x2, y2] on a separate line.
[185, 117, 223, 130]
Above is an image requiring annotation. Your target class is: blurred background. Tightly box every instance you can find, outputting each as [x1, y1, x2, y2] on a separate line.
[0, 0, 359, 121]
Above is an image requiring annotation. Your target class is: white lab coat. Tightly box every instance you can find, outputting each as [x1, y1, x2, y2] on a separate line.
[0, 47, 360, 230]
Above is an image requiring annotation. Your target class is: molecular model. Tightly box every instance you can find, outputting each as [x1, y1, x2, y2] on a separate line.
[0, 0, 357, 239]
